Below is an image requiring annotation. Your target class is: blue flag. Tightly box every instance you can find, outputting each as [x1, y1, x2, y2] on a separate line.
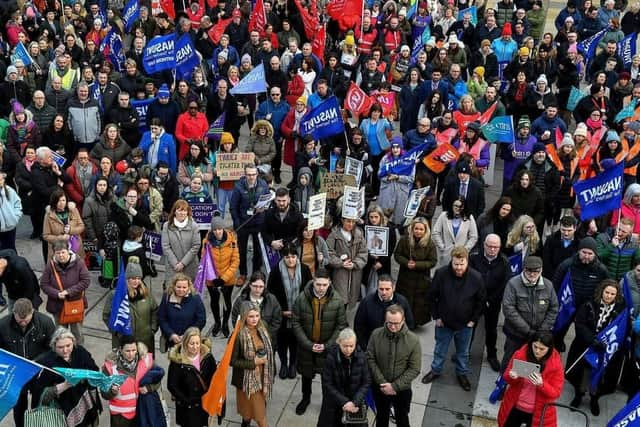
[300, 95, 344, 140]
[365, 388, 377, 414]
[378, 142, 430, 178]
[553, 271, 576, 333]
[89, 82, 104, 113]
[406, 0, 417, 20]
[122, 0, 140, 32]
[481, 115, 515, 144]
[230, 63, 267, 95]
[573, 162, 624, 221]
[618, 32, 637, 69]
[585, 308, 629, 390]
[508, 253, 522, 276]
[489, 375, 507, 404]
[108, 260, 132, 336]
[175, 34, 199, 81]
[13, 42, 31, 66]
[411, 25, 431, 63]
[616, 98, 638, 123]
[608, 391, 640, 427]
[458, 6, 478, 25]
[100, 29, 125, 72]
[53, 367, 127, 393]
[207, 112, 225, 140]
[131, 97, 155, 132]
[567, 86, 587, 112]
[578, 27, 608, 66]
[143, 34, 176, 74]
[0, 349, 41, 421]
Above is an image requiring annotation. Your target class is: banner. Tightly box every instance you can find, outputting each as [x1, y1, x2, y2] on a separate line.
[216, 152, 255, 180]
[378, 142, 431, 178]
[53, 367, 127, 393]
[312, 24, 326, 65]
[193, 243, 217, 294]
[478, 102, 498, 125]
[573, 162, 624, 220]
[108, 260, 132, 336]
[202, 320, 241, 416]
[345, 156, 363, 183]
[229, 63, 267, 95]
[585, 308, 629, 390]
[326, 0, 362, 32]
[553, 271, 575, 333]
[578, 27, 608, 65]
[481, 115, 515, 144]
[567, 86, 587, 112]
[208, 16, 233, 45]
[293, 0, 319, 40]
[100, 29, 125, 72]
[616, 98, 639, 123]
[508, 253, 522, 276]
[300, 96, 344, 139]
[0, 349, 41, 421]
[404, 186, 429, 218]
[307, 193, 327, 230]
[122, 0, 140, 32]
[458, 5, 478, 25]
[608, 391, 640, 427]
[411, 25, 431, 63]
[248, 0, 267, 33]
[143, 230, 163, 261]
[373, 91, 395, 118]
[159, 0, 175, 19]
[344, 82, 374, 116]
[131, 97, 155, 132]
[207, 112, 225, 141]
[175, 34, 199, 80]
[13, 42, 31, 66]
[618, 32, 637, 69]
[190, 203, 219, 230]
[143, 34, 176, 74]
[258, 233, 281, 275]
[342, 186, 365, 219]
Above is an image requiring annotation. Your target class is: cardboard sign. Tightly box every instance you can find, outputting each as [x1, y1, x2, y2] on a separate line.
[190, 203, 219, 230]
[321, 173, 356, 199]
[143, 231, 163, 261]
[216, 152, 256, 181]
[345, 156, 363, 184]
[342, 186, 365, 219]
[308, 193, 327, 231]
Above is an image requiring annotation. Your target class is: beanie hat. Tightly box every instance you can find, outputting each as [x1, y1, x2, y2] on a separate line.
[6, 65, 17, 76]
[158, 84, 170, 98]
[210, 214, 226, 230]
[502, 22, 512, 36]
[241, 53, 252, 64]
[517, 115, 531, 129]
[219, 132, 234, 145]
[297, 95, 307, 105]
[578, 236, 598, 253]
[568, 43, 578, 53]
[400, 44, 411, 53]
[560, 133, 575, 148]
[474, 66, 485, 78]
[218, 49, 228, 59]
[532, 142, 546, 153]
[467, 120, 481, 133]
[574, 122, 588, 137]
[11, 100, 24, 115]
[627, 121, 640, 132]
[519, 46, 530, 56]
[390, 136, 403, 147]
[125, 257, 143, 279]
[344, 34, 355, 46]
[606, 130, 620, 142]
[232, 8, 241, 17]
[536, 74, 548, 86]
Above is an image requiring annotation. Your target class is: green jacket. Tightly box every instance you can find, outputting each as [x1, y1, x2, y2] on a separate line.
[367, 324, 421, 392]
[596, 233, 640, 281]
[292, 283, 347, 378]
[526, 9, 545, 40]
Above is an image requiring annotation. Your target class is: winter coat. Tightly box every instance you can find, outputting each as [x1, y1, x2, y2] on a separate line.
[203, 230, 240, 285]
[504, 185, 545, 233]
[109, 197, 154, 240]
[263, 204, 304, 247]
[64, 160, 99, 211]
[430, 264, 486, 331]
[268, 261, 313, 312]
[230, 176, 270, 229]
[469, 252, 511, 304]
[354, 291, 415, 349]
[399, 83, 421, 133]
[0, 184, 22, 232]
[158, 292, 206, 344]
[366, 323, 421, 392]
[596, 233, 640, 281]
[292, 283, 347, 378]
[6, 119, 41, 163]
[542, 232, 579, 280]
[291, 167, 315, 214]
[167, 340, 217, 427]
[393, 234, 437, 325]
[378, 155, 413, 225]
[90, 135, 132, 165]
[82, 193, 114, 247]
[40, 252, 90, 317]
[161, 219, 201, 280]
[31, 162, 71, 209]
[0, 311, 55, 358]
[67, 96, 102, 145]
[175, 111, 208, 160]
[106, 105, 140, 147]
[431, 212, 479, 268]
[102, 284, 158, 352]
[326, 225, 369, 306]
[248, 121, 276, 165]
[139, 130, 177, 173]
[318, 345, 371, 426]
[502, 274, 559, 341]
[43, 205, 85, 261]
[137, 366, 168, 427]
[231, 287, 282, 342]
[0, 249, 41, 306]
[146, 98, 181, 135]
[553, 255, 610, 309]
[497, 345, 564, 427]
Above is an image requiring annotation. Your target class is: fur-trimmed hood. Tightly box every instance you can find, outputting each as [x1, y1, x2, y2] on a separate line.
[250, 119, 274, 138]
[168, 337, 213, 364]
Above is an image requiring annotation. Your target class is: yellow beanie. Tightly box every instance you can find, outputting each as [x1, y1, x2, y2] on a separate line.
[519, 46, 530, 56]
[344, 34, 355, 46]
[220, 132, 234, 145]
[297, 95, 307, 105]
[474, 66, 485, 78]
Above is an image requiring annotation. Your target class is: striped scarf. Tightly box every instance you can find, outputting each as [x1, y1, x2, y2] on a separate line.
[239, 325, 275, 400]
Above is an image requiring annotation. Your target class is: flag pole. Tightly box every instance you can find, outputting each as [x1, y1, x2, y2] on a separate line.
[0, 348, 65, 378]
[565, 348, 589, 374]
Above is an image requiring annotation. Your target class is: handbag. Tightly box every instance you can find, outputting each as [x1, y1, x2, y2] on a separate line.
[24, 394, 66, 427]
[341, 403, 368, 424]
[51, 261, 85, 325]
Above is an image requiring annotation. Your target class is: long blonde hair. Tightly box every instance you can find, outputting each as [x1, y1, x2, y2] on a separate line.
[506, 214, 540, 251]
[409, 217, 432, 248]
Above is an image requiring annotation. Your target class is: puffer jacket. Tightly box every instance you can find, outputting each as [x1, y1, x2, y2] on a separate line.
[40, 252, 91, 316]
[326, 225, 369, 306]
[67, 96, 101, 145]
[203, 230, 240, 285]
[366, 323, 421, 392]
[248, 120, 276, 165]
[0, 185, 22, 232]
[0, 311, 56, 358]
[82, 193, 114, 245]
[90, 135, 132, 165]
[292, 283, 347, 378]
[162, 219, 201, 280]
[553, 254, 610, 309]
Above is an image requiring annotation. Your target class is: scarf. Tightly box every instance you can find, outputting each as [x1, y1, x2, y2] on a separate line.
[238, 325, 275, 399]
[280, 259, 302, 311]
[293, 109, 305, 132]
[514, 82, 527, 102]
[23, 157, 34, 172]
[117, 349, 139, 373]
[586, 117, 603, 130]
[174, 217, 189, 228]
[596, 300, 616, 331]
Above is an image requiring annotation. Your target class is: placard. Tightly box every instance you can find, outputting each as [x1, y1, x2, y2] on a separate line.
[143, 230, 163, 261]
[51, 151, 66, 167]
[320, 173, 356, 199]
[342, 186, 365, 219]
[404, 186, 430, 218]
[345, 156, 363, 184]
[255, 192, 275, 211]
[258, 232, 281, 275]
[307, 193, 327, 231]
[190, 203, 218, 230]
[365, 226, 389, 257]
[216, 152, 256, 181]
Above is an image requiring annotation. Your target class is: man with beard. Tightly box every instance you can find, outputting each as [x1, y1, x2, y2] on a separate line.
[263, 188, 303, 253]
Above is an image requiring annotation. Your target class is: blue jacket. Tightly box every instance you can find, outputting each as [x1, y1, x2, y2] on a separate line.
[255, 100, 290, 141]
[491, 38, 518, 63]
[139, 131, 177, 174]
[555, 7, 582, 30]
[158, 293, 206, 340]
[360, 118, 393, 156]
[531, 114, 567, 145]
[138, 366, 167, 427]
[307, 92, 332, 110]
[212, 45, 240, 66]
[230, 176, 270, 229]
[403, 129, 436, 151]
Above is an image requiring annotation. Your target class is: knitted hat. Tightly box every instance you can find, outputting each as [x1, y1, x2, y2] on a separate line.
[11, 100, 24, 115]
[241, 53, 252, 64]
[467, 120, 481, 133]
[219, 132, 234, 145]
[627, 121, 640, 132]
[125, 257, 143, 279]
[578, 236, 597, 253]
[606, 130, 620, 142]
[218, 49, 228, 59]
[232, 8, 241, 17]
[517, 116, 531, 129]
[115, 160, 128, 174]
[419, 2, 428, 8]
[502, 22, 512, 36]
[532, 142, 546, 153]
[210, 214, 226, 230]
[536, 74, 548, 85]
[158, 84, 170, 98]
[297, 95, 307, 105]
[390, 136, 403, 147]
[473, 66, 485, 78]
[560, 133, 575, 148]
[6, 65, 17, 76]
[344, 34, 355, 46]
[538, 43, 550, 53]
[574, 122, 588, 137]
[519, 46, 530, 56]
[400, 44, 411, 53]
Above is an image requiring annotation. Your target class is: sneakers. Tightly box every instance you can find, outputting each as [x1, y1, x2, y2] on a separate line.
[421, 371, 440, 384]
[295, 397, 310, 415]
[457, 375, 471, 391]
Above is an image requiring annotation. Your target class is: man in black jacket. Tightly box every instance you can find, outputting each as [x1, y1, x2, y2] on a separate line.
[106, 92, 140, 148]
[442, 161, 485, 218]
[423, 246, 486, 390]
[206, 79, 241, 144]
[262, 188, 304, 253]
[354, 274, 415, 349]
[469, 234, 510, 372]
[0, 298, 56, 427]
[0, 250, 42, 310]
[542, 215, 579, 279]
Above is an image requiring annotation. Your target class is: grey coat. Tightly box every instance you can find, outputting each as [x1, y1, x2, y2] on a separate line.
[161, 219, 201, 280]
[326, 226, 369, 307]
[431, 212, 479, 268]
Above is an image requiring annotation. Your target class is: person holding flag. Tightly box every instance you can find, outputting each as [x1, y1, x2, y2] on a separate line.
[566, 279, 626, 415]
[454, 120, 490, 173]
[378, 137, 415, 229]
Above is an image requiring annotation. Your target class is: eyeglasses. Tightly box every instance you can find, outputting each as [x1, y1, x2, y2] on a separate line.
[386, 321, 403, 327]
[271, 93, 281, 97]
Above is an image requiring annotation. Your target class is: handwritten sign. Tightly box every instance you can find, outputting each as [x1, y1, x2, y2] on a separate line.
[345, 156, 363, 184]
[216, 152, 255, 181]
[342, 186, 365, 219]
[190, 203, 218, 230]
[320, 173, 356, 199]
[307, 193, 327, 231]
[143, 231, 163, 261]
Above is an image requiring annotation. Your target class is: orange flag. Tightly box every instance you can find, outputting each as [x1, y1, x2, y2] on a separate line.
[202, 319, 241, 416]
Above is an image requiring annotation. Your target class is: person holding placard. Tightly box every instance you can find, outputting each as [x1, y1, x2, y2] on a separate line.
[296, 219, 330, 276]
[378, 137, 414, 231]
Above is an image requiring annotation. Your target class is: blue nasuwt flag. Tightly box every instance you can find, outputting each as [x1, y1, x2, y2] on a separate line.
[618, 32, 638, 69]
[143, 34, 176, 74]
[507, 253, 522, 276]
[585, 308, 629, 391]
[122, 0, 140, 32]
[100, 29, 125, 72]
[207, 112, 225, 141]
[481, 115, 515, 144]
[615, 98, 638, 123]
[229, 63, 267, 95]
[0, 349, 41, 422]
[300, 95, 344, 140]
[573, 162, 624, 221]
[578, 27, 608, 66]
[608, 391, 640, 427]
[90, 82, 104, 113]
[458, 6, 478, 25]
[53, 367, 128, 393]
[378, 142, 431, 178]
[175, 34, 199, 81]
[131, 97, 155, 132]
[411, 25, 431, 63]
[108, 260, 132, 336]
[13, 42, 31, 66]
[553, 271, 576, 333]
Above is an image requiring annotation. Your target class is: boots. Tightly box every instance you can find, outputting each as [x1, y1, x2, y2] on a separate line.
[570, 392, 583, 408]
[295, 396, 310, 415]
[590, 394, 600, 416]
[211, 323, 221, 337]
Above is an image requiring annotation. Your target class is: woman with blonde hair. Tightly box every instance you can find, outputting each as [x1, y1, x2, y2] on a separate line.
[231, 301, 276, 427]
[158, 273, 206, 351]
[505, 214, 541, 258]
[393, 216, 437, 325]
[432, 197, 479, 268]
[452, 94, 480, 136]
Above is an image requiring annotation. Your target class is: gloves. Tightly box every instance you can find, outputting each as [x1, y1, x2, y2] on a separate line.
[212, 278, 225, 287]
[591, 339, 605, 351]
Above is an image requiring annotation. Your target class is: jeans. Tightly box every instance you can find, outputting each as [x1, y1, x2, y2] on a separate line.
[432, 325, 473, 375]
[216, 188, 233, 219]
[372, 387, 412, 427]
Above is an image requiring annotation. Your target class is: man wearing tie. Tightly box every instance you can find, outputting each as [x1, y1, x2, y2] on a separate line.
[442, 161, 485, 219]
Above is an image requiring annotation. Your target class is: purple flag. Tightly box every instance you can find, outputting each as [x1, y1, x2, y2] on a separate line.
[194, 243, 217, 294]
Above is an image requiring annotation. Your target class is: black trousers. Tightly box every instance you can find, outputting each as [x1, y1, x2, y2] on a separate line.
[13, 389, 28, 427]
[484, 299, 501, 358]
[504, 407, 533, 427]
[271, 140, 283, 177]
[301, 375, 313, 397]
[277, 324, 297, 366]
[237, 228, 262, 276]
[372, 387, 412, 427]
[207, 285, 232, 326]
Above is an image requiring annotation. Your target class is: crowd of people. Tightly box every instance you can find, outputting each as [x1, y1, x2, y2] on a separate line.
[0, 0, 640, 425]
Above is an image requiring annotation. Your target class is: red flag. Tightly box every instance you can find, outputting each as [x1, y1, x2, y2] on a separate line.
[478, 102, 498, 125]
[248, 0, 267, 33]
[555, 127, 564, 149]
[327, 0, 362, 31]
[423, 142, 459, 174]
[373, 91, 395, 118]
[293, 0, 319, 40]
[160, 0, 175, 19]
[344, 82, 374, 116]
[312, 25, 326, 65]
[208, 16, 233, 44]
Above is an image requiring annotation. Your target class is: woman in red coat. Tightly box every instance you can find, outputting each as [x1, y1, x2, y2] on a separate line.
[286, 69, 305, 107]
[175, 99, 209, 161]
[280, 96, 308, 169]
[498, 331, 564, 427]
